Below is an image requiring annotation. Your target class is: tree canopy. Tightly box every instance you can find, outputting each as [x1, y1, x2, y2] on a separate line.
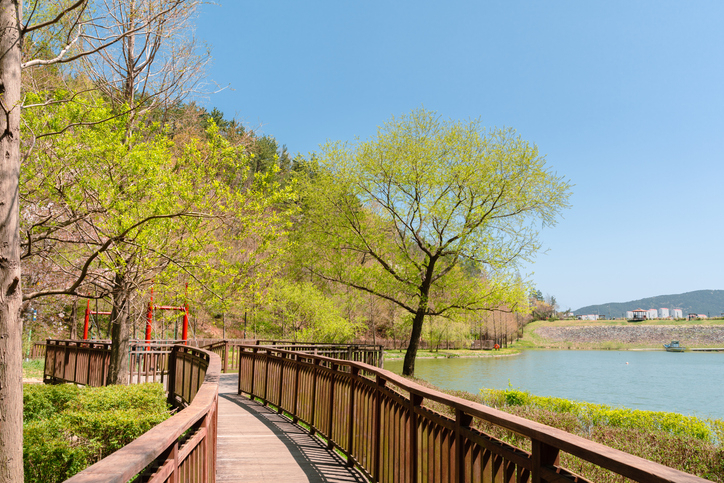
[297, 108, 572, 375]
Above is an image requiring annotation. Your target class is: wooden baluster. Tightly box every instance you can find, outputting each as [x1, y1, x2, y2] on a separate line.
[277, 352, 285, 413]
[310, 358, 320, 436]
[327, 362, 337, 449]
[292, 353, 300, 423]
[531, 440, 559, 483]
[373, 375, 387, 482]
[410, 393, 423, 483]
[456, 409, 473, 483]
[346, 366, 359, 466]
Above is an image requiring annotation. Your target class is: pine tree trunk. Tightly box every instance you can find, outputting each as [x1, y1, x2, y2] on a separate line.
[0, 1, 24, 480]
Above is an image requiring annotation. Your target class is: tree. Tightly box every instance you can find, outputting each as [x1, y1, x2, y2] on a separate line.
[1, 1, 207, 477]
[297, 108, 571, 376]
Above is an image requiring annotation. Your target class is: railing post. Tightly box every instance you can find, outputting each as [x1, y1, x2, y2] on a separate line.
[327, 362, 337, 449]
[346, 366, 359, 467]
[310, 358, 320, 436]
[373, 374, 387, 482]
[410, 393, 423, 483]
[263, 349, 270, 404]
[292, 353, 300, 423]
[223, 341, 229, 374]
[531, 439, 559, 483]
[167, 346, 177, 404]
[250, 346, 258, 397]
[455, 408, 473, 483]
[277, 352, 286, 413]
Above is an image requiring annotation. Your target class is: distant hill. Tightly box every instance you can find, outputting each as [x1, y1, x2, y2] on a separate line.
[574, 290, 724, 318]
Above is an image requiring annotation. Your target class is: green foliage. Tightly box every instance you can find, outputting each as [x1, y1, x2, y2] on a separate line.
[481, 387, 720, 442]
[23, 384, 79, 423]
[23, 383, 169, 483]
[257, 281, 363, 342]
[22, 359, 45, 379]
[296, 108, 570, 373]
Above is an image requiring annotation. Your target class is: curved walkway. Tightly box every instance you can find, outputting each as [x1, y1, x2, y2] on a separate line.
[217, 373, 368, 482]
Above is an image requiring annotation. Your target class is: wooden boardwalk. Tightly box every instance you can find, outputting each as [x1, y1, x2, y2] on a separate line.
[217, 373, 368, 482]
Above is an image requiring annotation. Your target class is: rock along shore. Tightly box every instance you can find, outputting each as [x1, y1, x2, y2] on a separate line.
[534, 324, 724, 346]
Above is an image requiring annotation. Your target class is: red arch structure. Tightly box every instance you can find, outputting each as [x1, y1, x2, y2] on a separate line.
[146, 302, 189, 344]
[82, 300, 111, 340]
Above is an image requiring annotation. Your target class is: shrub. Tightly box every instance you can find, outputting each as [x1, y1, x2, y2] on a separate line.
[24, 384, 79, 423]
[23, 383, 170, 483]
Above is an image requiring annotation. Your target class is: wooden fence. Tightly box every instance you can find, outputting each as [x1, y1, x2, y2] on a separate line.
[43, 340, 220, 483]
[44, 339, 178, 386]
[236, 344, 708, 483]
[202, 340, 385, 373]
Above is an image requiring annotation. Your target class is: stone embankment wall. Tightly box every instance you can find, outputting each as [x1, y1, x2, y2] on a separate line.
[534, 325, 724, 346]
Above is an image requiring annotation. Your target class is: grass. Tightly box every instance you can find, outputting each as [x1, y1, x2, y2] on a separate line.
[383, 347, 519, 361]
[23, 359, 44, 379]
[403, 376, 724, 482]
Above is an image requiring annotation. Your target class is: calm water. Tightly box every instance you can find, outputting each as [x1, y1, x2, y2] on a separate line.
[384, 350, 724, 419]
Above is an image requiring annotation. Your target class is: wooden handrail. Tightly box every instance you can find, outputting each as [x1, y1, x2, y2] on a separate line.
[48, 344, 220, 483]
[236, 344, 709, 483]
[201, 339, 385, 373]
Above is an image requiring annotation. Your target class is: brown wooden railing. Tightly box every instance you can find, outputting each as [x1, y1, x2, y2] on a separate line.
[44, 339, 179, 386]
[29, 341, 47, 359]
[255, 340, 384, 367]
[236, 344, 708, 483]
[202, 339, 385, 373]
[43, 340, 220, 483]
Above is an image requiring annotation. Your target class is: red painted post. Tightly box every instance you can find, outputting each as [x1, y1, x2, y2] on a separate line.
[145, 302, 153, 346]
[182, 304, 189, 345]
[83, 300, 90, 340]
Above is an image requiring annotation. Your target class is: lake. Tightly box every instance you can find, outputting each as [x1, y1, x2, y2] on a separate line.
[384, 350, 724, 419]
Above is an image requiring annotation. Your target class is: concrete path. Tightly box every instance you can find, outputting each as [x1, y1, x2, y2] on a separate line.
[216, 373, 368, 483]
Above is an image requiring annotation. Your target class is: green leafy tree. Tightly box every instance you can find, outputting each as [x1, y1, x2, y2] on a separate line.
[297, 108, 571, 375]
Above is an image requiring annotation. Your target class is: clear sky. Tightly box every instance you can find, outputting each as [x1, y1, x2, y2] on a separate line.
[194, 1, 724, 312]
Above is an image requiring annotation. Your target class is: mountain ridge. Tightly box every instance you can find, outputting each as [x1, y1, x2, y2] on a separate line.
[574, 289, 724, 317]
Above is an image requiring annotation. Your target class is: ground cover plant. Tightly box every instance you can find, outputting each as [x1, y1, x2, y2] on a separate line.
[406, 378, 724, 482]
[23, 383, 170, 483]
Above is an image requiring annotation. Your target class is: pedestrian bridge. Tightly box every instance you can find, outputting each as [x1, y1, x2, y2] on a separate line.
[41, 340, 707, 483]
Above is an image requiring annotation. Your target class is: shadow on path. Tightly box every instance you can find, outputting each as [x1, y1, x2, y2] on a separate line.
[218, 374, 367, 483]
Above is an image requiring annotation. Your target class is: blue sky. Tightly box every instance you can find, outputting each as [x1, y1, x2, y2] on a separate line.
[195, 1, 724, 312]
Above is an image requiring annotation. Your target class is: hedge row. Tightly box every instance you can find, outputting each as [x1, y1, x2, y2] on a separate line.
[23, 383, 170, 483]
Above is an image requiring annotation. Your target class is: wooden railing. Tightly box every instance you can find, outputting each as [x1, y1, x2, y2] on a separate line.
[255, 339, 385, 367]
[29, 341, 47, 359]
[43, 340, 220, 483]
[44, 339, 178, 386]
[236, 344, 708, 483]
[202, 339, 385, 373]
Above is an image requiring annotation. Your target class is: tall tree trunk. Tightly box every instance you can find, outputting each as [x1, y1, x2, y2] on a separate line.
[402, 309, 425, 376]
[68, 300, 78, 339]
[0, 1, 24, 480]
[108, 272, 131, 385]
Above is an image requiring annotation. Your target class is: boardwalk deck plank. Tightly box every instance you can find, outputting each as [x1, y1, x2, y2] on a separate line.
[217, 373, 368, 483]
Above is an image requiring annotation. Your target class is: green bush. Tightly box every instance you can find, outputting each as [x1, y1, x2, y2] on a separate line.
[23, 383, 170, 483]
[24, 384, 79, 423]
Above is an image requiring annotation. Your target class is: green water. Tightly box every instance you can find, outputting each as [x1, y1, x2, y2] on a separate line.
[384, 350, 724, 419]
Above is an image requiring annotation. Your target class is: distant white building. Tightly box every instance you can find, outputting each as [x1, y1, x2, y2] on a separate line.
[672, 309, 683, 319]
[579, 314, 598, 321]
[646, 308, 658, 319]
[659, 308, 670, 318]
[626, 311, 634, 319]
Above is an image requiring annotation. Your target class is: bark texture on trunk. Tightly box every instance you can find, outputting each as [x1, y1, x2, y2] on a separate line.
[402, 309, 425, 376]
[107, 273, 131, 385]
[0, 1, 24, 480]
